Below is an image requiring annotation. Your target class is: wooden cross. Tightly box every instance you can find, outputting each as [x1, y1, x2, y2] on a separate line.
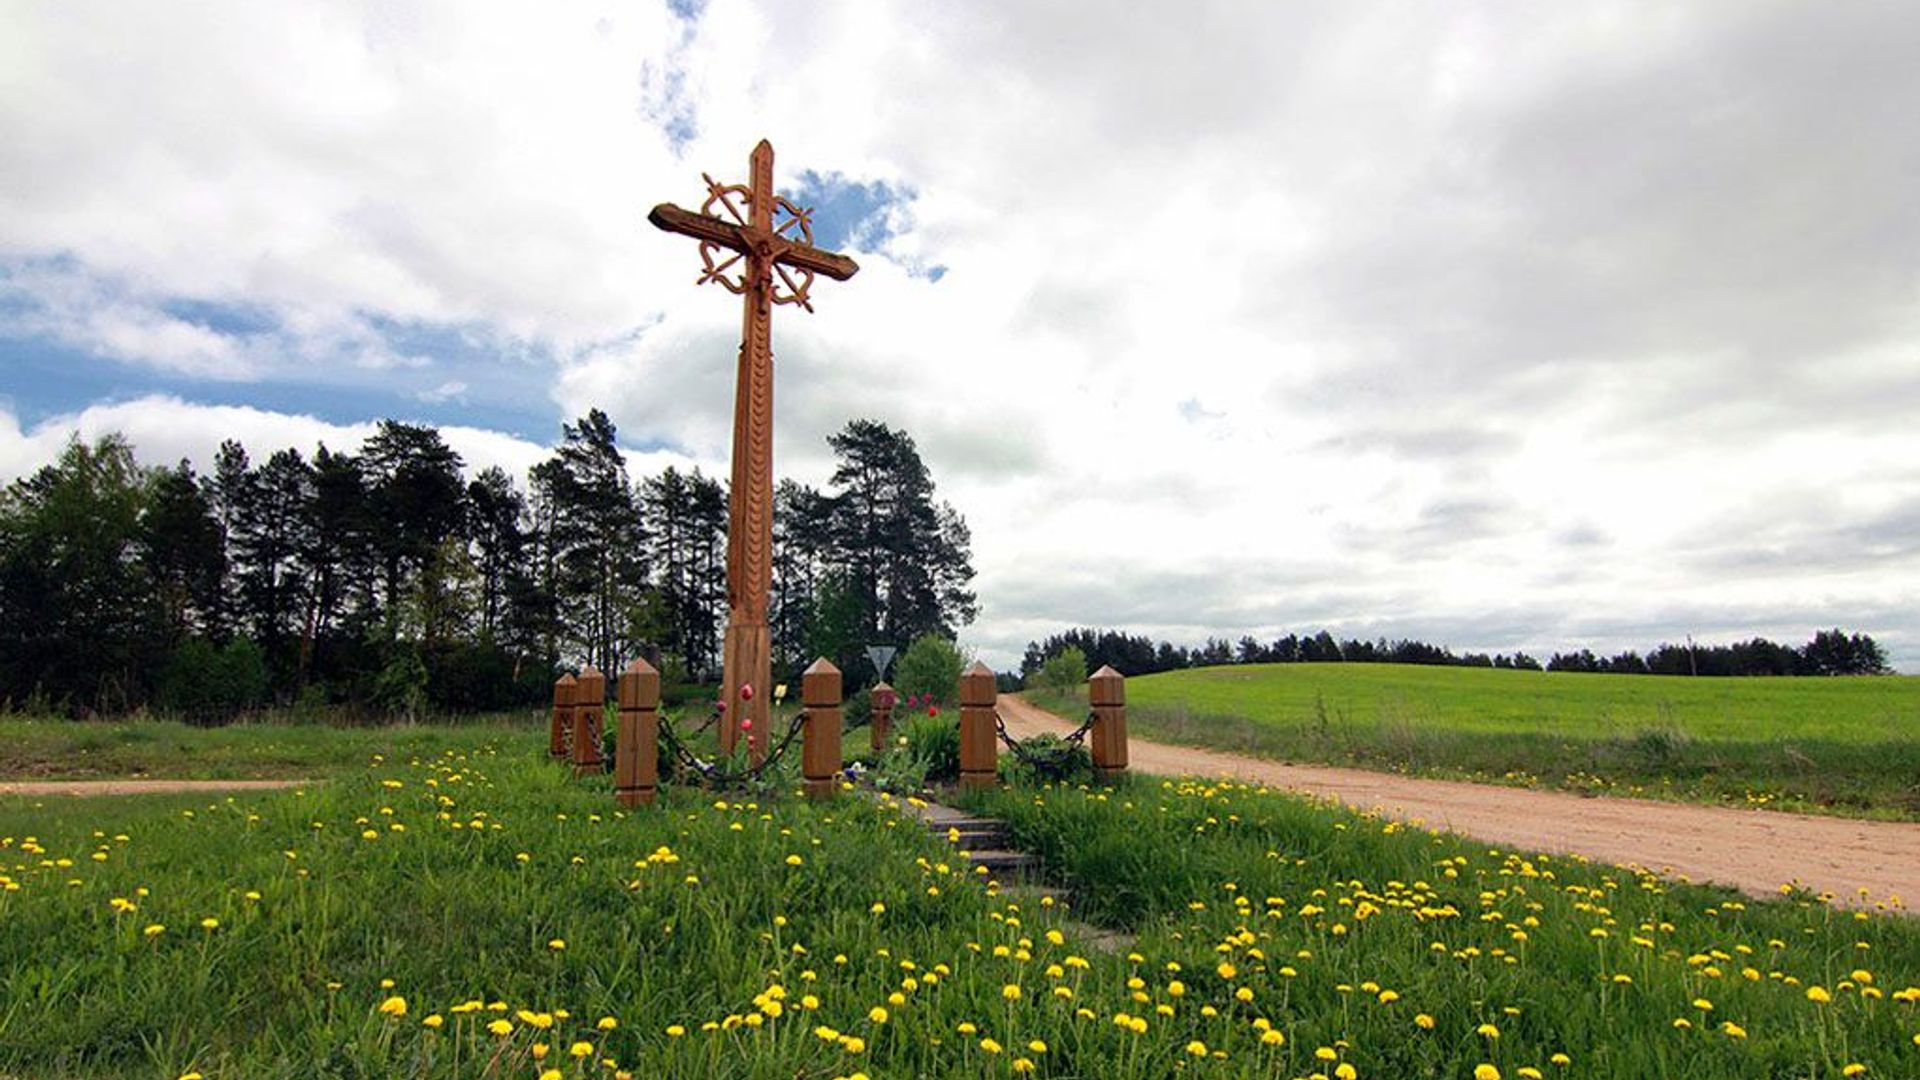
[648, 139, 859, 761]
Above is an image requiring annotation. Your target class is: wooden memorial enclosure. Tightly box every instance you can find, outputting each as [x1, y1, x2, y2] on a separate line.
[545, 139, 1129, 803]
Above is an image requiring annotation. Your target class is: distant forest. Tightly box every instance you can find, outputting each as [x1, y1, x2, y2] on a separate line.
[1022, 626, 1893, 681]
[0, 414, 975, 719]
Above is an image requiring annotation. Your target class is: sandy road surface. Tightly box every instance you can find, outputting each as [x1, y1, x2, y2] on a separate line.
[999, 694, 1920, 909]
[0, 779, 311, 797]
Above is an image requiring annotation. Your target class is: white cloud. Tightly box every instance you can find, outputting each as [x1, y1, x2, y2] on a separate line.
[0, 396, 553, 487]
[4, 2, 1920, 669]
[416, 380, 468, 404]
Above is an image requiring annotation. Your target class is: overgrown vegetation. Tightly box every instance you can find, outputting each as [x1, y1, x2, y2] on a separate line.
[894, 632, 969, 706]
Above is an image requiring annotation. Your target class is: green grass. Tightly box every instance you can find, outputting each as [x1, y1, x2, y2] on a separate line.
[0, 717, 1914, 1077]
[1030, 663, 1920, 819]
[963, 776, 1920, 1079]
[0, 714, 539, 781]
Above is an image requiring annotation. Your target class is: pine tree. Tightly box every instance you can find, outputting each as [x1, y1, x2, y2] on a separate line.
[532, 410, 646, 674]
[823, 419, 977, 647]
[139, 460, 225, 639]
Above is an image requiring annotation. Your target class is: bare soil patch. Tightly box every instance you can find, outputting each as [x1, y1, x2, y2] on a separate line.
[1001, 694, 1920, 909]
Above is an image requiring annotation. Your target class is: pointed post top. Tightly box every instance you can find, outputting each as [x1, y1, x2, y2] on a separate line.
[959, 661, 997, 708]
[555, 672, 577, 686]
[1089, 665, 1126, 706]
[618, 657, 661, 709]
[576, 667, 607, 697]
[754, 137, 773, 156]
[802, 656, 842, 707]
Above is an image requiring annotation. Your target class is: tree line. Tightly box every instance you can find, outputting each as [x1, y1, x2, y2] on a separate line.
[1022, 626, 1892, 681]
[0, 414, 975, 719]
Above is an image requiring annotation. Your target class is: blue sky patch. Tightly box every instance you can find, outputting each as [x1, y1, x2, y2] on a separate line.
[784, 170, 908, 252]
[0, 270, 571, 441]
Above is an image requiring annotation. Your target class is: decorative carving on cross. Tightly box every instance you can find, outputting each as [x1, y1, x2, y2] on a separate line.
[648, 140, 859, 761]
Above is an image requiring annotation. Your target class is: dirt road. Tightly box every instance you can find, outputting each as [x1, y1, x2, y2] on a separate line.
[0, 779, 311, 797]
[999, 695, 1920, 909]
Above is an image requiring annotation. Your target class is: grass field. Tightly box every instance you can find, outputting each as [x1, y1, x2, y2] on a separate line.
[1, 722, 1915, 1078]
[0, 715, 537, 781]
[1028, 663, 1920, 819]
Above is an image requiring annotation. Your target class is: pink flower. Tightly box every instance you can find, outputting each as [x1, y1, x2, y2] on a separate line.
[740, 683, 755, 701]
[926, 705, 939, 717]
[740, 718, 753, 731]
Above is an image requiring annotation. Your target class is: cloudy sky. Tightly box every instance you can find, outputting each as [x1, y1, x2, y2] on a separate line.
[4, 2, 1918, 670]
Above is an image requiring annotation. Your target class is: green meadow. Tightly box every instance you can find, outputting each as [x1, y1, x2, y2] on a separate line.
[1029, 664, 1920, 818]
[0, 722, 1915, 1078]
[0, 715, 533, 781]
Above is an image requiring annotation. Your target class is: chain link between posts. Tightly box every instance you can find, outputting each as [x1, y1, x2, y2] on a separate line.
[657, 707, 808, 788]
[991, 708, 1096, 771]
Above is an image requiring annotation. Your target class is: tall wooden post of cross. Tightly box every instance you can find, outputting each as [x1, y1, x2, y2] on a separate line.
[648, 140, 859, 762]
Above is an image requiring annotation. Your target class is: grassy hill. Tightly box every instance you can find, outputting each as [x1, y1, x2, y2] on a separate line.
[1029, 663, 1920, 818]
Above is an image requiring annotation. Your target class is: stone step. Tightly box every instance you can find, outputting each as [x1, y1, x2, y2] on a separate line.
[964, 848, 1041, 880]
[937, 824, 1010, 847]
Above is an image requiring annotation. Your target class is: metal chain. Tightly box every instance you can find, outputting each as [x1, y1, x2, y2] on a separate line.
[658, 708, 809, 788]
[992, 709, 1097, 771]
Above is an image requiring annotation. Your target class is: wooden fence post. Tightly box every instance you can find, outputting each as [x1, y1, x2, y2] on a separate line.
[550, 673, 576, 760]
[870, 681, 896, 754]
[616, 658, 661, 807]
[1088, 665, 1129, 781]
[571, 666, 606, 778]
[801, 658, 843, 800]
[958, 661, 998, 789]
